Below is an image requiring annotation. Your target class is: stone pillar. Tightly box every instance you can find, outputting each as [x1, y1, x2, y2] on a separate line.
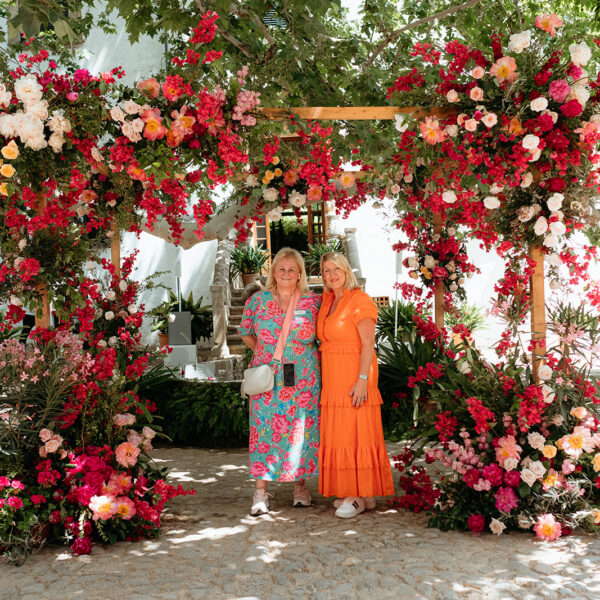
[210, 239, 234, 358]
[344, 227, 363, 280]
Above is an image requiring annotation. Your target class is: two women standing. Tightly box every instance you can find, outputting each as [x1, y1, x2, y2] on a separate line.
[239, 248, 393, 518]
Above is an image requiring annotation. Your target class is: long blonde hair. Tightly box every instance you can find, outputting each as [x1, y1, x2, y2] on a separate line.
[320, 252, 359, 292]
[265, 247, 309, 293]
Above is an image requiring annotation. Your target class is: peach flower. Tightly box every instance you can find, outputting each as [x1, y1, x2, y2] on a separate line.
[490, 56, 518, 84]
[534, 514, 562, 541]
[115, 441, 141, 467]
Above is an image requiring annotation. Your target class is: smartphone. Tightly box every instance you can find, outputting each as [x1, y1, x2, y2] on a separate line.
[282, 363, 296, 387]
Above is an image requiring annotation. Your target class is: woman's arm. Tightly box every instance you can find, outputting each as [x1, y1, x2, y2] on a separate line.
[349, 318, 376, 408]
[241, 335, 257, 352]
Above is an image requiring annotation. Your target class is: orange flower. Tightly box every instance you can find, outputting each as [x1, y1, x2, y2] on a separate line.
[504, 117, 525, 137]
[338, 172, 356, 189]
[1, 140, 19, 160]
[419, 117, 447, 145]
[137, 77, 160, 98]
[307, 186, 322, 202]
[274, 168, 283, 177]
[0, 164, 15, 178]
[0, 182, 8, 196]
[283, 169, 299, 186]
[490, 56, 518, 84]
[115, 441, 141, 467]
[535, 14, 563, 37]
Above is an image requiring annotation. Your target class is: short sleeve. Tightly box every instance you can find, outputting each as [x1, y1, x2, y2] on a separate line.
[350, 291, 378, 326]
[238, 293, 260, 337]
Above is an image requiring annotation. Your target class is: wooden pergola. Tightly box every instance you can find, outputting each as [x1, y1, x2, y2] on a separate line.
[35, 105, 546, 375]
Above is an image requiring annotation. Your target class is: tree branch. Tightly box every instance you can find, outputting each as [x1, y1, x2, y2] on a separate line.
[234, 5, 277, 47]
[363, 0, 487, 69]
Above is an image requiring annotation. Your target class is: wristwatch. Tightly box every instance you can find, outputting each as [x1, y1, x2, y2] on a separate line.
[358, 374, 368, 380]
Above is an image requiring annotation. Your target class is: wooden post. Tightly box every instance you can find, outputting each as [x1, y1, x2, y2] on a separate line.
[529, 244, 546, 380]
[35, 191, 51, 329]
[111, 221, 120, 278]
[433, 213, 444, 330]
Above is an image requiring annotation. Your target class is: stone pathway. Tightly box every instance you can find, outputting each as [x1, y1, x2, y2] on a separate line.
[2, 444, 600, 600]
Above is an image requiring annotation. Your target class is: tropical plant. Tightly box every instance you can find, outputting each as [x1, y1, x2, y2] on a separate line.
[302, 240, 344, 276]
[375, 299, 428, 345]
[444, 303, 487, 334]
[229, 245, 270, 277]
[148, 291, 212, 341]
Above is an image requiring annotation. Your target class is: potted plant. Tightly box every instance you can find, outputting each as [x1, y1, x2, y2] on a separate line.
[230, 246, 269, 286]
[302, 240, 344, 279]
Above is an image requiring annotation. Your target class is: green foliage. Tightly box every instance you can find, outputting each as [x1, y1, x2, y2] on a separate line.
[147, 380, 249, 447]
[148, 292, 213, 340]
[444, 303, 487, 333]
[229, 245, 270, 277]
[375, 299, 427, 345]
[269, 215, 309, 255]
[302, 240, 344, 276]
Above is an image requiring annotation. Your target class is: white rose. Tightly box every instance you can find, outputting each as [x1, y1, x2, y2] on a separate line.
[490, 518, 506, 536]
[503, 458, 519, 471]
[520, 468, 537, 487]
[569, 42, 592, 67]
[127, 304, 137, 314]
[490, 184, 504, 194]
[394, 113, 409, 132]
[533, 216, 548, 236]
[538, 364, 553, 381]
[390, 184, 401, 195]
[552, 210, 564, 221]
[464, 119, 478, 132]
[445, 124, 459, 137]
[106, 291, 116, 301]
[424, 255, 436, 269]
[522, 134, 540, 150]
[131, 118, 144, 133]
[520, 172, 533, 188]
[529, 148, 541, 162]
[446, 90, 459, 103]
[104, 311, 115, 321]
[547, 253, 562, 267]
[123, 100, 141, 115]
[267, 206, 283, 222]
[459, 360, 471, 374]
[546, 193, 563, 212]
[119, 280, 128, 292]
[24, 133, 47, 151]
[442, 190, 457, 204]
[407, 257, 419, 269]
[263, 187, 279, 203]
[530, 97, 548, 112]
[517, 206, 535, 222]
[549, 221, 566, 236]
[543, 233, 557, 248]
[450, 274, 457, 280]
[288, 190, 306, 207]
[482, 113, 498, 128]
[458, 278, 465, 285]
[529, 460, 546, 479]
[97, 339, 107, 348]
[527, 431, 546, 451]
[484, 196, 500, 209]
[110, 106, 126, 121]
[567, 85, 590, 108]
[532, 204, 542, 215]
[508, 30, 531, 54]
[108, 336, 118, 347]
[245, 174, 258, 188]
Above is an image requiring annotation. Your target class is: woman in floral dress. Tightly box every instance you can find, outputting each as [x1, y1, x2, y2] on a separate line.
[238, 247, 321, 515]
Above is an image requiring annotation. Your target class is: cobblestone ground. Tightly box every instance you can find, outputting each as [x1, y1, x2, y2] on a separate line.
[2, 444, 600, 600]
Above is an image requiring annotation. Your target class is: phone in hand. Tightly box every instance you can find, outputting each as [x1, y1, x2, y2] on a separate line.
[282, 363, 296, 387]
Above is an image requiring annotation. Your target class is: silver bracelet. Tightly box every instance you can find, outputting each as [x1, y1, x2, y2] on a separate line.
[358, 374, 368, 381]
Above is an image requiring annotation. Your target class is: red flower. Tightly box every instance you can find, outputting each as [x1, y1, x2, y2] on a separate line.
[467, 513, 486, 533]
[545, 177, 566, 193]
[560, 99, 583, 118]
[71, 536, 92, 555]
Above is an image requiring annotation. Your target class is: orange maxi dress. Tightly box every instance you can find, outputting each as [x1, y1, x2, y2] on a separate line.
[317, 288, 395, 498]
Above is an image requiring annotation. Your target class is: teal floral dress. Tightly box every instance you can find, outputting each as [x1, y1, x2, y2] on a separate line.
[238, 290, 321, 482]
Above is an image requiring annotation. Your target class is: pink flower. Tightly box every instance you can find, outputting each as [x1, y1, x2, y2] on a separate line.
[71, 536, 92, 555]
[109, 472, 133, 494]
[535, 14, 563, 37]
[462, 468, 481, 489]
[0, 476, 9, 488]
[490, 56, 518, 84]
[562, 459, 576, 474]
[249, 461, 268, 477]
[39, 428, 53, 442]
[469, 86, 484, 101]
[266, 455, 277, 465]
[503, 470, 521, 488]
[114, 496, 136, 520]
[467, 513, 485, 533]
[66, 92, 78, 102]
[115, 441, 141, 468]
[494, 486, 518, 513]
[10, 480, 24, 491]
[257, 442, 270, 453]
[548, 79, 570, 103]
[559, 426, 594, 458]
[141, 108, 167, 141]
[482, 463, 504, 487]
[7, 496, 23, 509]
[306, 186, 323, 202]
[534, 513, 562, 541]
[113, 413, 136, 427]
[137, 77, 160, 98]
[30, 494, 46, 505]
[89, 495, 118, 520]
[419, 116, 448, 144]
[495, 435, 522, 467]
[270, 413, 290, 435]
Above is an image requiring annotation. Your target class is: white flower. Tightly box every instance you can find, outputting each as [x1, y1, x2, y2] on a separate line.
[522, 134, 540, 150]
[123, 100, 141, 115]
[267, 206, 283, 222]
[549, 414, 563, 427]
[288, 190, 306, 207]
[543, 233, 557, 248]
[520, 172, 533, 188]
[484, 196, 500, 209]
[442, 190, 457, 204]
[447, 227, 456, 236]
[127, 304, 137, 314]
[551, 210, 564, 221]
[167, 313, 176, 323]
[538, 364, 553, 381]
[529, 460, 546, 479]
[532, 204, 542, 215]
[406, 256, 419, 269]
[529, 148, 541, 162]
[464, 118, 478, 132]
[459, 360, 471, 374]
[84, 260, 96, 271]
[18, 239, 27, 251]
[458, 278, 465, 285]
[121, 122, 141, 143]
[490, 518, 506, 536]
[404, 173, 413, 183]
[530, 97, 548, 112]
[503, 458, 519, 471]
[110, 106, 126, 121]
[567, 85, 590, 108]
[14, 75, 43, 105]
[445, 124, 459, 137]
[263, 187, 278, 203]
[446, 261, 456, 272]
[131, 118, 144, 133]
[517, 206, 535, 222]
[47, 132, 64, 153]
[549, 280, 561, 290]
[9, 295, 22, 307]
[97, 339, 107, 348]
[450, 283, 458, 291]
[547, 193, 563, 212]
[528, 431, 546, 451]
[104, 311, 115, 321]
[520, 468, 537, 487]
[547, 253, 562, 267]
[508, 30, 531, 54]
[394, 113, 409, 132]
[549, 221, 566, 236]
[47, 110, 72, 135]
[424, 255, 436, 269]
[25, 134, 47, 151]
[569, 42, 592, 67]
[106, 291, 116, 301]
[108, 336, 118, 347]
[244, 174, 258, 188]
[390, 184, 400, 195]
[533, 216, 548, 236]
[482, 113, 498, 128]
[490, 184, 504, 194]
[26, 99, 49, 120]
[446, 90, 459, 103]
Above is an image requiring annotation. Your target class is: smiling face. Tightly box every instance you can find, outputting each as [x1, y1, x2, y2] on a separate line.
[322, 260, 347, 292]
[273, 257, 300, 291]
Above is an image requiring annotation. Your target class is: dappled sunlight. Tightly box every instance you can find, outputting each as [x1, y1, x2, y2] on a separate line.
[245, 540, 287, 564]
[169, 525, 249, 544]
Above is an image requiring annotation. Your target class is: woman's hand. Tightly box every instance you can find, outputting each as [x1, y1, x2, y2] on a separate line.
[349, 378, 368, 408]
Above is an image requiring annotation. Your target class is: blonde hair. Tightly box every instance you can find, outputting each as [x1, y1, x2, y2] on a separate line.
[320, 252, 359, 292]
[265, 247, 309, 293]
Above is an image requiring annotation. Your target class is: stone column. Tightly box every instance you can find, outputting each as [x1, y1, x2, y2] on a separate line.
[344, 227, 363, 280]
[210, 239, 233, 358]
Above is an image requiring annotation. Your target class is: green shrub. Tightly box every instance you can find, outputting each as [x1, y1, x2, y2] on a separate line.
[148, 380, 249, 447]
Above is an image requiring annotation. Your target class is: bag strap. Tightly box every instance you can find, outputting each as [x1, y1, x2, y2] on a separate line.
[272, 289, 300, 363]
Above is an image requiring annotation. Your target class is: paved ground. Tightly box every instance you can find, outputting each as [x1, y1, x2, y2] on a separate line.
[2, 444, 600, 600]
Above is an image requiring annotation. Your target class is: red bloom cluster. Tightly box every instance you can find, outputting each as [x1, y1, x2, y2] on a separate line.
[466, 397, 496, 434]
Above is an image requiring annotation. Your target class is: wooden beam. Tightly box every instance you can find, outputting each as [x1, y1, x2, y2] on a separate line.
[35, 191, 51, 329]
[258, 106, 457, 121]
[433, 213, 444, 331]
[529, 244, 546, 381]
[111, 221, 120, 278]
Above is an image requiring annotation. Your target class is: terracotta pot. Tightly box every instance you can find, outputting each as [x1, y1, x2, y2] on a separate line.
[158, 332, 169, 347]
[241, 273, 258, 286]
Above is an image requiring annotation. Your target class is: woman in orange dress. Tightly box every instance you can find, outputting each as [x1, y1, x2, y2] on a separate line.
[317, 252, 394, 518]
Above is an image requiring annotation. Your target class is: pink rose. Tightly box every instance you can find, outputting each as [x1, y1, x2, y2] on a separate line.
[562, 459, 575, 474]
[467, 513, 485, 533]
[296, 390, 313, 408]
[45, 438, 61, 453]
[266, 455, 277, 465]
[469, 86, 484, 101]
[115, 441, 141, 468]
[39, 428, 53, 442]
[113, 413, 136, 427]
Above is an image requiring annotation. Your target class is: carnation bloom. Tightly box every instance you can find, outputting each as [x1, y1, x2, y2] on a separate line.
[534, 514, 562, 541]
[535, 14, 563, 37]
[115, 441, 141, 467]
[89, 495, 118, 521]
[490, 56, 518, 84]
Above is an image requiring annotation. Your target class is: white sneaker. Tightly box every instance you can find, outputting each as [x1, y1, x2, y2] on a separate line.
[335, 497, 366, 518]
[333, 497, 376, 510]
[293, 486, 312, 507]
[250, 489, 269, 515]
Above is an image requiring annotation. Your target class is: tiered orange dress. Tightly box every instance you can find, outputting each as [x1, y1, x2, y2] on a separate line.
[317, 288, 395, 498]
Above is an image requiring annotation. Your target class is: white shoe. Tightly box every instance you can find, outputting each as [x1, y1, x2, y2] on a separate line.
[293, 486, 312, 507]
[333, 497, 376, 510]
[335, 497, 366, 518]
[250, 489, 269, 515]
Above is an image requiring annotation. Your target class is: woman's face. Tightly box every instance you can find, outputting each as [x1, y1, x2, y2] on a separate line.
[322, 260, 346, 292]
[273, 257, 300, 289]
